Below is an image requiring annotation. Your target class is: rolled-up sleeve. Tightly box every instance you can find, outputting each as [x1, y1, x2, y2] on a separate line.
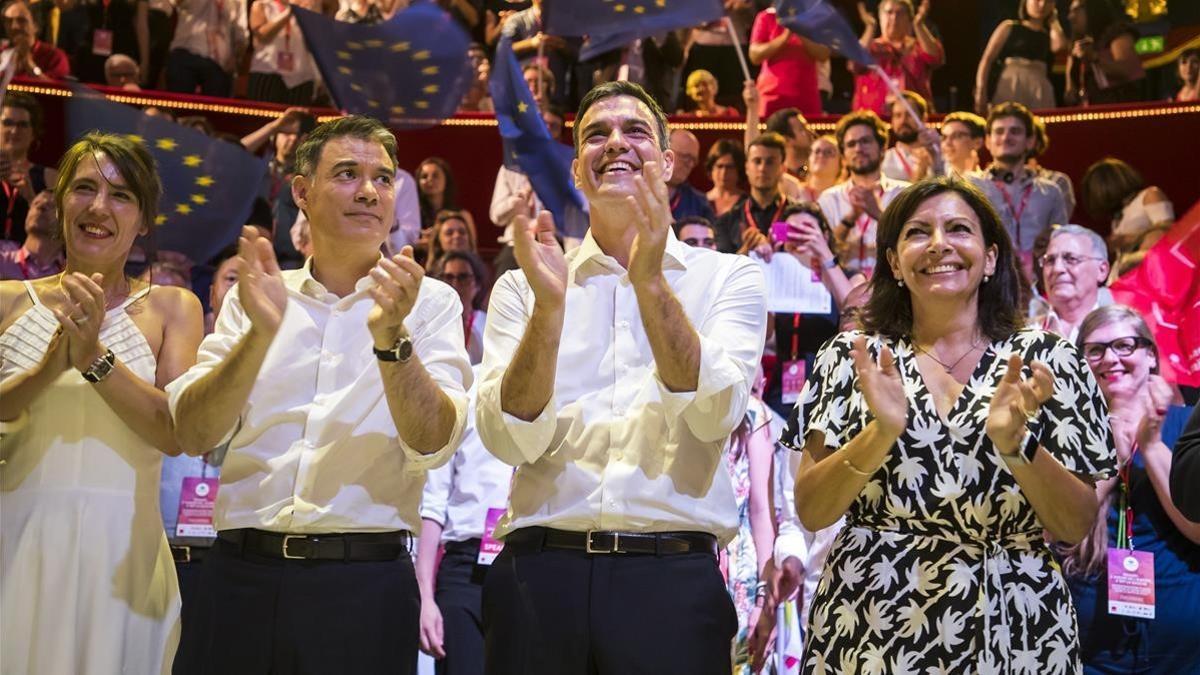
[774, 449, 807, 565]
[656, 256, 767, 443]
[164, 285, 251, 447]
[419, 454, 454, 526]
[475, 270, 559, 466]
[396, 280, 472, 471]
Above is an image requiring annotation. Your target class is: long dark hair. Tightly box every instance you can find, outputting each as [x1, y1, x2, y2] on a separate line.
[861, 177, 1025, 342]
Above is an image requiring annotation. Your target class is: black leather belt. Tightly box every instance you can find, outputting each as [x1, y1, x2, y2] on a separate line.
[170, 544, 212, 564]
[443, 538, 483, 556]
[505, 527, 717, 556]
[217, 528, 412, 562]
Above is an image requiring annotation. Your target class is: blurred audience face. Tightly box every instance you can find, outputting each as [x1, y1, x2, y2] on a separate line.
[273, 117, 302, 164]
[572, 93, 673, 208]
[0, 105, 34, 157]
[940, 120, 981, 169]
[61, 152, 147, 267]
[786, 117, 814, 158]
[807, 136, 840, 180]
[209, 254, 240, 317]
[1081, 319, 1156, 403]
[667, 129, 699, 188]
[418, 161, 447, 200]
[294, 136, 397, 251]
[710, 152, 740, 192]
[887, 191, 997, 302]
[839, 282, 871, 331]
[745, 143, 784, 195]
[889, 99, 921, 144]
[1067, 0, 1086, 37]
[440, 257, 478, 310]
[105, 55, 141, 89]
[150, 262, 190, 287]
[25, 189, 58, 239]
[1025, 0, 1054, 20]
[1180, 52, 1200, 86]
[438, 216, 471, 253]
[986, 115, 1034, 165]
[879, 0, 913, 41]
[686, 71, 718, 107]
[2, 2, 37, 48]
[841, 123, 883, 176]
[542, 109, 564, 139]
[1041, 232, 1108, 309]
[678, 222, 716, 250]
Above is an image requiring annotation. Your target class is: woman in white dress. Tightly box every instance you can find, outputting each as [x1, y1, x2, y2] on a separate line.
[0, 133, 204, 674]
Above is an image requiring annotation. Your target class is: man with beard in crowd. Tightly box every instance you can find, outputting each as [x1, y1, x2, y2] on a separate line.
[880, 91, 942, 182]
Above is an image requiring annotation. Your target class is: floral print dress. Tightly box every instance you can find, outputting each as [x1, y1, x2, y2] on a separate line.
[782, 329, 1116, 675]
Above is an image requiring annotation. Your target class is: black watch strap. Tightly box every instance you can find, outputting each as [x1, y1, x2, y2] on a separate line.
[82, 349, 116, 383]
[374, 335, 414, 363]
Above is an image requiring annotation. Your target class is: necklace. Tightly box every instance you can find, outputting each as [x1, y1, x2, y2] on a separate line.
[915, 338, 983, 374]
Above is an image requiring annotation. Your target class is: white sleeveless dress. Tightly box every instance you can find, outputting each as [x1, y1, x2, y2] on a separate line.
[1, 282, 180, 675]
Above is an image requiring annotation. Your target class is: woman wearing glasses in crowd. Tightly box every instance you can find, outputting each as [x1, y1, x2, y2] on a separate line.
[783, 178, 1115, 672]
[0, 93, 56, 246]
[432, 249, 489, 366]
[1064, 305, 1200, 674]
[0, 133, 204, 673]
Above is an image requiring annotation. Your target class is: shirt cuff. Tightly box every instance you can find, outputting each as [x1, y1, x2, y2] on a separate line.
[654, 334, 747, 433]
[0, 409, 30, 438]
[398, 389, 468, 472]
[497, 397, 559, 465]
[774, 529, 808, 567]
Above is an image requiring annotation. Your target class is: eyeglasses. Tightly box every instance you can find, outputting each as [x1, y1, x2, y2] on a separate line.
[1081, 336, 1152, 363]
[440, 272, 476, 284]
[683, 237, 716, 248]
[0, 119, 31, 129]
[1040, 252, 1105, 268]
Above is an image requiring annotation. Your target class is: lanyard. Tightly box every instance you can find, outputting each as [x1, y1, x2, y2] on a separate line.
[743, 196, 785, 235]
[101, 0, 112, 27]
[853, 185, 884, 269]
[1116, 442, 1139, 550]
[894, 146, 915, 180]
[15, 247, 35, 280]
[790, 313, 802, 359]
[670, 188, 681, 214]
[273, 0, 292, 48]
[1, 180, 16, 239]
[464, 311, 476, 350]
[993, 180, 1033, 249]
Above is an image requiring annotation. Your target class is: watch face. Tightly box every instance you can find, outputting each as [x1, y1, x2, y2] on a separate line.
[398, 338, 414, 361]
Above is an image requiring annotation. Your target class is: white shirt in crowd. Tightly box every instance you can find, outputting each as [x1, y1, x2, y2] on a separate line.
[388, 168, 422, 254]
[249, 0, 318, 88]
[169, 0, 249, 71]
[489, 164, 590, 245]
[166, 261, 472, 535]
[774, 448, 843, 628]
[881, 145, 925, 183]
[817, 175, 909, 277]
[420, 380, 513, 543]
[475, 231, 768, 546]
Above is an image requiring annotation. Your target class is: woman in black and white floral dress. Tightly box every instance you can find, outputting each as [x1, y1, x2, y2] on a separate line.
[783, 177, 1116, 675]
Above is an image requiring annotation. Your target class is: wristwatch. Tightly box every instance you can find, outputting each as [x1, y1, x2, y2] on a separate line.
[999, 429, 1039, 467]
[822, 256, 839, 270]
[81, 349, 116, 383]
[374, 334, 414, 363]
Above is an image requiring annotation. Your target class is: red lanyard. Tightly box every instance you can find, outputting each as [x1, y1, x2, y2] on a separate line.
[743, 196, 785, 235]
[670, 188, 681, 214]
[464, 311, 476, 350]
[790, 313, 801, 359]
[273, 0, 292, 48]
[15, 247, 32, 279]
[1, 180, 17, 240]
[994, 180, 1033, 249]
[1117, 442, 1139, 549]
[894, 147, 914, 180]
[854, 186, 884, 269]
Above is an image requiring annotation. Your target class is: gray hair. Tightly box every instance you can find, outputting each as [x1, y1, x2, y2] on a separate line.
[1049, 224, 1108, 259]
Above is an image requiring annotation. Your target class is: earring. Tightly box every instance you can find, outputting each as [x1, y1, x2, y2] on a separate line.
[897, 279, 904, 287]
[983, 275, 990, 284]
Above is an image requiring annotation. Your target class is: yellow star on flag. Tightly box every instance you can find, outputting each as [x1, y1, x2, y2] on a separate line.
[367, 100, 380, 108]
[390, 41, 411, 52]
[415, 100, 429, 109]
[190, 194, 207, 205]
[517, 101, 529, 113]
[364, 39, 383, 48]
[634, 5, 644, 13]
[338, 66, 352, 75]
[347, 41, 363, 50]
[175, 203, 192, 215]
[421, 66, 439, 75]
[195, 175, 214, 187]
[656, 0, 666, 6]
[350, 82, 364, 92]
[614, 4, 625, 11]
[422, 85, 439, 94]
[337, 50, 351, 60]
[413, 50, 430, 61]
[390, 105, 407, 115]
[156, 138, 177, 151]
[155, 214, 167, 225]
[182, 155, 202, 167]
[126, 134, 144, 144]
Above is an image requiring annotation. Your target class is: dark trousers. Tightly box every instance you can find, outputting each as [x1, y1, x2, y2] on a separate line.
[434, 541, 490, 675]
[482, 529, 737, 675]
[246, 72, 315, 106]
[166, 48, 233, 98]
[173, 537, 419, 675]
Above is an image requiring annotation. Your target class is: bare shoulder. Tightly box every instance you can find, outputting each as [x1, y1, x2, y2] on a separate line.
[1142, 186, 1169, 205]
[0, 279, 35, 335]
[146, 284, 204, 324]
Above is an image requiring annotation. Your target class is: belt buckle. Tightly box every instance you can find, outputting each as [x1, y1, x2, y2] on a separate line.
[282, 534, 306, 560]
[179, 546, 191, 563]
[585, 530, 621, 554]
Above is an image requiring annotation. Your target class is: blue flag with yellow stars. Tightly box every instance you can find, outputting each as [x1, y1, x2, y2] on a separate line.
[490, 37, 584, 232]
[774, 0, 876, 65]
[292, 3, 471, 129]
[543, 0, 723, 40]
[66, 89, 267, 266]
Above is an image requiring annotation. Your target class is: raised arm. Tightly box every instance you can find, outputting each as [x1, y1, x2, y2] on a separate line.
[975, 21, 1012, 114]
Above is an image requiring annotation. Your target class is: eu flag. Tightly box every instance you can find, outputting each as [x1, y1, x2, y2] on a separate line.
[66, 89, 267, 266]
[490, 37, 584, 232]
[774, 0, 876, 66]
[543, 0, 723, 40]
[293, 3, 471, 129]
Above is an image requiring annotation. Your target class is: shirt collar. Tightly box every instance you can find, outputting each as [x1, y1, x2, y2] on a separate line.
[288, 256, 380, 302]
[567, 229, 690, 278]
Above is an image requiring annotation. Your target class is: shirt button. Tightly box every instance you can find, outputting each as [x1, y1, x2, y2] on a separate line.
[614, 407, 625, 416]
[618, 320, 629, 329]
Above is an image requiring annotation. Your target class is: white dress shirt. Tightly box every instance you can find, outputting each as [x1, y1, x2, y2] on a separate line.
[774, 448, 844, 627]
[166, 260, 472, 535]
[818, 175, 909, 278]
[420, 380, 514, 543]
[476, 231, 768, 546]
[168, 0, 249, 70]
[387, 168, 422, 255]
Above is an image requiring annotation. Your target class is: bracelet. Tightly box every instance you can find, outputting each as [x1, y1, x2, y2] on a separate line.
[842, 457, 873, 476]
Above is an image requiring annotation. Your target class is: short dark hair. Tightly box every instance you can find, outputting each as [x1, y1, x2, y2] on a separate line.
[861, 177, 1025, 342]
[573, 80, 669, 153]
[834, 110, 888, 153]
[941, 111, 986, 139]
[1182, 47, 1200, 61]
[747, 131, 788, 161]
[704, 137, 746, 183]
[55, 132, 163, 234]
[672, 214, 714, 236]
[2, 91, 43, 137]
[780, 200, 830, 230]
[986, 101, 1035, 138]
[293, 114, 397, 177]
[765, 108, 809, 140]
[1081, 157, 1144, 222]
[432, 249, 489, 309]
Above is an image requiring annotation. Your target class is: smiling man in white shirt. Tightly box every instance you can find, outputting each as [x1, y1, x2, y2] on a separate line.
[167, 115, 471, 675]
[476, 81, 768, 674]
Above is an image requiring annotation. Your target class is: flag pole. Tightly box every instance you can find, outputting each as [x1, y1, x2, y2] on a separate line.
[536, 37, 546, 100]
[724, 16, 753, 82]
[869, 63, 926, 132]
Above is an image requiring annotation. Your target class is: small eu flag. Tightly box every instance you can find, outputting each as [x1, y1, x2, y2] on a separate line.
[489, 37, 584, 231]
[773, 0, 876, 65]
[543, 0, 723, 40]
[66, 89, 267, 265]
[293, 3, 472, 129]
